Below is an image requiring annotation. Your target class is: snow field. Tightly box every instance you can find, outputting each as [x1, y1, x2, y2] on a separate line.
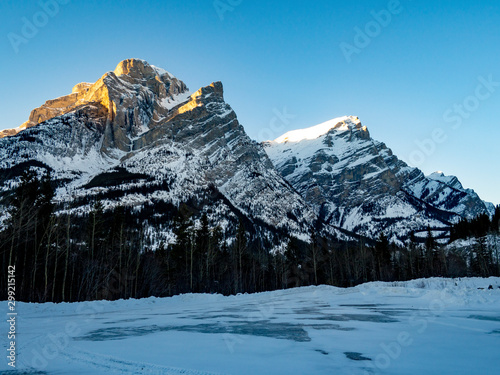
[1, 277, 499, 374]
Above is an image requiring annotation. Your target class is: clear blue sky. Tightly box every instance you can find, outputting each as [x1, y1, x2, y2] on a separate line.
[1, 0, 499, 204]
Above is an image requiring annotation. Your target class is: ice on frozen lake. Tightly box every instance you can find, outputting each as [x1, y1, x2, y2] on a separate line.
[2, 277, 500, 374]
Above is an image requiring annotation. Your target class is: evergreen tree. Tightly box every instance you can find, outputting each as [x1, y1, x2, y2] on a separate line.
[308, 228, 319, 285]
[492, 205, 500, 233]
[207, 225, 222, 292]
[284, 237, 303, 288]
[234, 218, 247, 293]
[194, 213, 210, 292]
[425, 226, 435, 275]
[171, 209, 193, 293]
[374, 232, 391, 280]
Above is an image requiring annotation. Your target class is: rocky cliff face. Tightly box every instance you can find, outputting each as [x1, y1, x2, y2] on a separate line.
[0, 59, 317, 248]
[264, 116, 493, 243]
[0, 60, 188, 152]
[0, 61, 492, 246]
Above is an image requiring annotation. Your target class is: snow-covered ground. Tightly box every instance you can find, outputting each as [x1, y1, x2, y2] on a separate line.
[2, 277, 500, 374]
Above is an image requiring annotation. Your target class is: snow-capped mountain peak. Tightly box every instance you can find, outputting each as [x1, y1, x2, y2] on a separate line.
[273, 115, 362, 143]
[0, 59, 318, 248]
[0, 60, 493, 246]
[265, 116, 493, 243]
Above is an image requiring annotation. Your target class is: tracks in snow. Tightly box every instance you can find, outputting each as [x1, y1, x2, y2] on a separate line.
[61, 346, 227, 375]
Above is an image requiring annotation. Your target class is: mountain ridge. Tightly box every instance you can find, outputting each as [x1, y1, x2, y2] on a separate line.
[0, 59, 322, 250]
[264, 116, 493, 243]
[0, 59, 493, 246]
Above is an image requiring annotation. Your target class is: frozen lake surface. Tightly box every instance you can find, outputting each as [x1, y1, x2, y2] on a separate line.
[2, 277, 500, 374]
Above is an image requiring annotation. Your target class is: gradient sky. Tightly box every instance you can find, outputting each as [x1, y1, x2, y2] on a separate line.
[1, 0, 499, 204]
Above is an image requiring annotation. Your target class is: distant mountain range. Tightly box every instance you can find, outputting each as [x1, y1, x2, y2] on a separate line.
[0, 59, 493, 246]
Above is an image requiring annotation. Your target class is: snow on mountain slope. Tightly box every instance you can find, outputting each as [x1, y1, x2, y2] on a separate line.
[265, 116, 493, 243]
[1, 61, 491, 246]
[274, 116, 354, 143]
[420, 171, 496, 216]
[0, 59, 318, 246]
[446, 234, 500, 261]
[428, 171, 464, 190]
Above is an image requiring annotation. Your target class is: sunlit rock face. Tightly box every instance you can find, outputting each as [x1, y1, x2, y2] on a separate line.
[264, 116, 493, 243]
[0, 59, 492, 245]
[0, 59, 189, 152]
[0, 59, 317, 246]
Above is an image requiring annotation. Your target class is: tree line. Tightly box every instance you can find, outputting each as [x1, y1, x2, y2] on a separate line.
[450, 206, 500, 241]
[0, 171, 499, 303]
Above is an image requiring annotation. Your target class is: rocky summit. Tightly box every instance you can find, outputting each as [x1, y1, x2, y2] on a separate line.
[264, 116, 494, 243]
[0, 59, 493, 246]
[0, 59, 316, 249]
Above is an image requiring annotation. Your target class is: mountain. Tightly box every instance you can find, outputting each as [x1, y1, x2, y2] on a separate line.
[264, 116, 493, 243]
[0, 60, 492, 247]
[0, 59, 317, 249]
[1, 59, 497, 304]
